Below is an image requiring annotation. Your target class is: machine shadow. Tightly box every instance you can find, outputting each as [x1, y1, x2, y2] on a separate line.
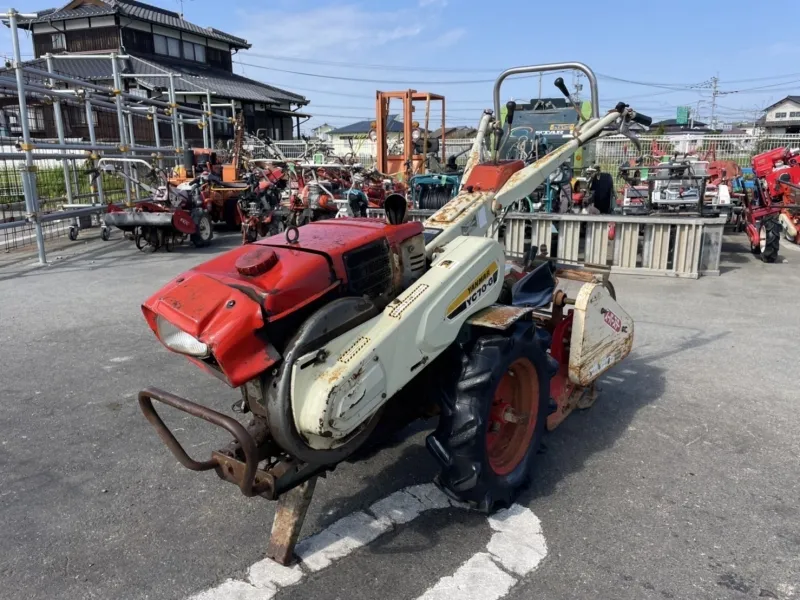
[311, 329, 727, 559]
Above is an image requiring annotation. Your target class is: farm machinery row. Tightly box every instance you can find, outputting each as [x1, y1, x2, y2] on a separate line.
[134, 61, 652, 566]
[99, 91, 463, 250]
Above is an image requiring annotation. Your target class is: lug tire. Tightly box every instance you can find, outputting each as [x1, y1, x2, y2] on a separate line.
[191, 213, 213, 248]
[427, 322, 550, 512]
[68, 226, 78, 241]
[101, 227, 110, 241]
[759, 215, 780, 263]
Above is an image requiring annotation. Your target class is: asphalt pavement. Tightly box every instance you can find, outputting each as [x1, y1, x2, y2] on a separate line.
[0, 228, 798, 600]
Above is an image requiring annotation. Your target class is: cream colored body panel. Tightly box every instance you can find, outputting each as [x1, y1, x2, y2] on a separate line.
[568, 283, 634, 386]
[291, 236, 505, 449]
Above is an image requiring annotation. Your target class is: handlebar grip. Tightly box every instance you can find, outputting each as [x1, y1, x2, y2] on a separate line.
[632, 111, 653, 127]
[553, 77, 570, 98]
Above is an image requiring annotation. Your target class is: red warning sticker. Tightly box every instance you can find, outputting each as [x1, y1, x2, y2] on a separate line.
[604, 310, 622, 333]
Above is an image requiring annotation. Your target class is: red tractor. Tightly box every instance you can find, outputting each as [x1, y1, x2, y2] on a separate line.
[747, 147, 800, 262]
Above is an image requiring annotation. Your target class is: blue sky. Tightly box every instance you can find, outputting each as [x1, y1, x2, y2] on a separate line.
[6, 0, 800, 131]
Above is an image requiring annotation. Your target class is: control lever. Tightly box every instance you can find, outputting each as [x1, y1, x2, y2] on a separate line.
[613, 102, 652, 156]
[505, 101, 517, 125]
[554, 77, 586, 122]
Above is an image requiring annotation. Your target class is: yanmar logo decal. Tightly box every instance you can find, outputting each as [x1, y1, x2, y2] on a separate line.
[446, 262, 499, 320]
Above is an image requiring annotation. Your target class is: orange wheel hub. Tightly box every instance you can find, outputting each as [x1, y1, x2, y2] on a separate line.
[486, 357, 539, 476]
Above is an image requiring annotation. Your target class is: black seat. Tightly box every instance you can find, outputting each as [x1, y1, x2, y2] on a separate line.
[511, 261, 556, 309]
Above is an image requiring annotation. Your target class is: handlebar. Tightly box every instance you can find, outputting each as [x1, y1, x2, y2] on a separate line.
[631, 111, 653, 127]
[493, 62, 599, 120]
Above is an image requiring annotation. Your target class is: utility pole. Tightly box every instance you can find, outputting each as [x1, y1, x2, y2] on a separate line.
[709, 76, 719, 130]
[572, 72, 583, 101]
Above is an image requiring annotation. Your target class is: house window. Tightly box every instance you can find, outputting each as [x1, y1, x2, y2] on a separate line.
[69, 105, 98, 127]
[153, 34, 167, 55]
[51, 32, 65, 50]
[182, 41, 206, 62]
[775, 112, 787, 119]
[154, 34, 181, 58]
[790, 112, 800, 118]
[167, 37, 180, 57]
[212, 108, 230, 134]
[28, 107, 45, 132]
[7, 107, 45, 132]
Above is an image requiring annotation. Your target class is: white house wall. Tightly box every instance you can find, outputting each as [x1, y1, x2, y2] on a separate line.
[329, 133, 402, 157]
[766, 100, 800, 122]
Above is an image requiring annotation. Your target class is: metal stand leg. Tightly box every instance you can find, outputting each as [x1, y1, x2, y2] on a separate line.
[266, 476, 317, 566]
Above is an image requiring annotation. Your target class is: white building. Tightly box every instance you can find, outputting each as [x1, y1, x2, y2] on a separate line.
[326, 116, 404, 156]
[757, 96, 800, 134]
[311, 123, 334, 141]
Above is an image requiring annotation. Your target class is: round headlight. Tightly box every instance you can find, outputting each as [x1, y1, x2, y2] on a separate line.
[156, 315, 210, 358]
[411, 128, 421, 141]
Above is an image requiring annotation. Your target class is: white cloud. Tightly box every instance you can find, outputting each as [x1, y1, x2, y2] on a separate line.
[431, 28, 465, 48]
[234, 5, 424, 59]
[230, 3, 468, 131]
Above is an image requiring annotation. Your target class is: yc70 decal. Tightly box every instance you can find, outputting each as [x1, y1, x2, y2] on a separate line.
[446, 262, 499, 320]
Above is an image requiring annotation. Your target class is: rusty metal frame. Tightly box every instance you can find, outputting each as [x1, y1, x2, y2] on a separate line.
[138, 387, 274, 497]
[138, 386, 332, 565]
[267, 477, 317, 565]
[375, 90, 446, 180]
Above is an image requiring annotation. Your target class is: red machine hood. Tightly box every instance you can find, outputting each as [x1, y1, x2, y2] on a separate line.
[142, 245, 335, 387]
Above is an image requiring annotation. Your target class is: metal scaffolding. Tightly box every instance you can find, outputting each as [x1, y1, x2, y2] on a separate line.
[1, 8, 237, 262]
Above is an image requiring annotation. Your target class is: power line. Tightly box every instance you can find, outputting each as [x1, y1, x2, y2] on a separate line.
[234, 59, 713, 91]
[243, 51, 501, 73]
[234, 61, 531, 85]
[240, 51, 716, 89]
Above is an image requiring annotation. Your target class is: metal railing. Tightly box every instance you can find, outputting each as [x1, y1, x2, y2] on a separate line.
[593, 133, 800, 184]
[272, 138, 476, 169]
[368, 208, 725, 279]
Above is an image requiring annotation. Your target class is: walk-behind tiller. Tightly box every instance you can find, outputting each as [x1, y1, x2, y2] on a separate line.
[136, 62, 649, 565]
[101, 158, 214, 252]
[746, 146, 800, 260]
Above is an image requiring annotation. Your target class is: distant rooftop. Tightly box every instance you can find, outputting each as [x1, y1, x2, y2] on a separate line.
[330, 115, 403, 135]
[17, 0, 251, 48]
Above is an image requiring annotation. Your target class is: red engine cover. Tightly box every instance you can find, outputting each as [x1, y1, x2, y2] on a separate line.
[142, 217, 423, 387]
[260, 218, 423, 281]
[753, 147, 792, 177]
[463, 160, 525, 192]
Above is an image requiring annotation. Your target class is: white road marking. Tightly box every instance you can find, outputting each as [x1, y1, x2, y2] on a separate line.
[188, 483, 547, 600]
[109, 356, 134, 363]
